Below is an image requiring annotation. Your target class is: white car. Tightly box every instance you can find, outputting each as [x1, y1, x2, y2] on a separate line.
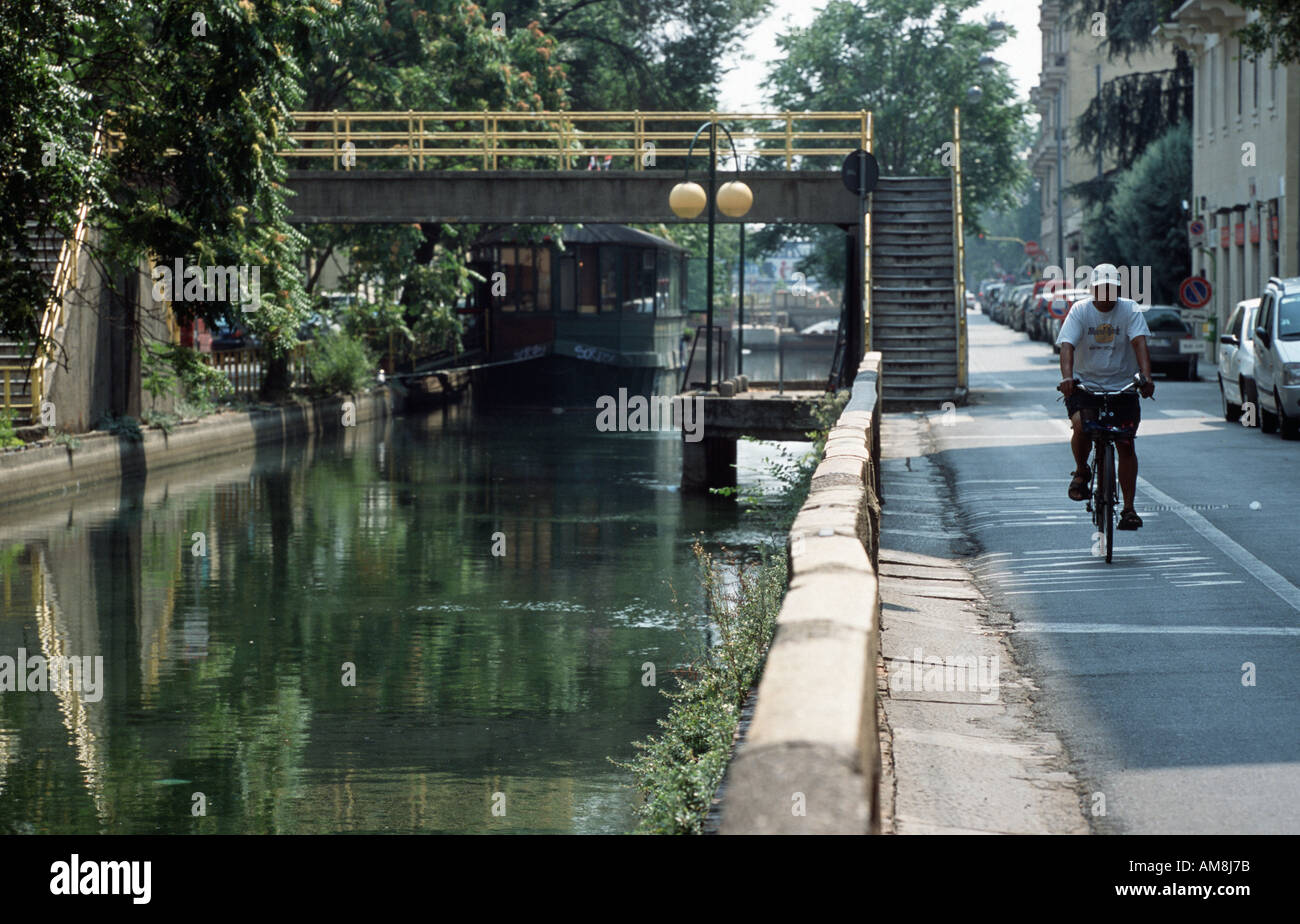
[1251, 276, 1300, 438]
[1217, 297, 1259, 422]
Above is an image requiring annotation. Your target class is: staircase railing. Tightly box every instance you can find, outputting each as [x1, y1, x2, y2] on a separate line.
[951, 107, 968, 394]
[2, 127, 104, 425]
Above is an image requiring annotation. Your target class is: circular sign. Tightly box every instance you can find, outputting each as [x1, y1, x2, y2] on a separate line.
[1188, 219, 1206, 236]
[1179, 275, 1212, 309]
[840, 149, 879, 195]
[1024, 240, 1040, 255]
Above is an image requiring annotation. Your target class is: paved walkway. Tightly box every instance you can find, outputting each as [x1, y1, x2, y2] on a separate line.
[876, 412, 1089, 834]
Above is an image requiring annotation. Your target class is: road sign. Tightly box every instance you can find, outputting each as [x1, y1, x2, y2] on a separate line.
[1179, 275, 1212, 310]
[1024, 240, 1040, 256]
[1187, 218, 1206, 245]
[840, 149, 879, 195]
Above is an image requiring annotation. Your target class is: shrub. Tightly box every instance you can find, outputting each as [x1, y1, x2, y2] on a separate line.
[305, 329, 374, 396]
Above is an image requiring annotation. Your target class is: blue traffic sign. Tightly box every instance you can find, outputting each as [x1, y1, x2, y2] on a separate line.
[1179, 275, 1212, 309]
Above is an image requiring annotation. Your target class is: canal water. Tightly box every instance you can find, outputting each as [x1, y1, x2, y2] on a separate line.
[0, 405, 800, 834]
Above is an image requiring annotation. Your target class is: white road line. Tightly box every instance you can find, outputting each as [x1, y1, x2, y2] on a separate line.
[1138, 476, 1300, 613]
[1015, 622, 1300, 636]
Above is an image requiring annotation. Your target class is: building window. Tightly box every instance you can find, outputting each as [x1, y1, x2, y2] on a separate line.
[1252, 53, 1258, 111]
[1271, 46, 1277, 106]
[1236, 41, 1242, 117]
[1210, 45, 1217, 128]
[558, 251, 576, 311]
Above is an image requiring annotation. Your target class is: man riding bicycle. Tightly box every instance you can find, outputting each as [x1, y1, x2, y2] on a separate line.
[1055, 263, 1155, 531]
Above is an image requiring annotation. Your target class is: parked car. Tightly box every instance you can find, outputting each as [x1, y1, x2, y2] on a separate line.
[1009, 285, 1033, 332]
[1250, 275, 1300, 438]
[1218, 297, 1260, 423]
[984, 282, 1006, 321]
[1139, 304, 1199, 380]
[1044, 288, 1090, 353]
[210, 321, 258, 351]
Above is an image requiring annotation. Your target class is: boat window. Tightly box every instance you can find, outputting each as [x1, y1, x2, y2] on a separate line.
[497, 247, 517, 312]
[641, 250, 656, 315]
[600, 245, 618, 313]
[657, 249, 672, 315]
[558, 252, 576, 311]
[536, 247, 552, 311]
[517, 247, 536, 311]
[577, 245, 598, 314]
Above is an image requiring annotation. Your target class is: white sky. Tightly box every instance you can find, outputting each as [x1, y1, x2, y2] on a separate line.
[716, 0, 1042, 112]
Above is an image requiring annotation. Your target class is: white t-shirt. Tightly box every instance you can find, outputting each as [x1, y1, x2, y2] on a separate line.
[1055, 296, 1150, 390]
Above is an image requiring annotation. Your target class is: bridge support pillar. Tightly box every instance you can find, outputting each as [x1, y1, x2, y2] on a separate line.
[682, 435, 737, 493]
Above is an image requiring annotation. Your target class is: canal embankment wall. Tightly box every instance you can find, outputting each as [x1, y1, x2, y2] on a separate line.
[717, 352, 884, 834]
[0, 386, 405, 510]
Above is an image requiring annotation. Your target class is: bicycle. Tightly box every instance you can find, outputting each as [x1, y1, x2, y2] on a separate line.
[1062, 374, 1151, 563]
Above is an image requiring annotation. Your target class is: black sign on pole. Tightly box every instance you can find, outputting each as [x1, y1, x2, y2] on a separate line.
[840, 149, 877, 385]
[840, 149, 879, 196]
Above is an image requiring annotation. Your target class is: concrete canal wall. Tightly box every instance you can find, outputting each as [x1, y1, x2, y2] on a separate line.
[0, 387, 405, 509]
[718, 352, 884, 834]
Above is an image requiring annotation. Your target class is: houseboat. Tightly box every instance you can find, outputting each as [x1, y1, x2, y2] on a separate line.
[467, 224, 690, 407]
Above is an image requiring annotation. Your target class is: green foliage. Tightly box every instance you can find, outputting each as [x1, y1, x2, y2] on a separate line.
[964, 182, 1042, 285]
[52, 431, 81, 451]
[141, 342, 232, 414]
[1236, 1, 1300, 66]
[1086, 124, 1191, 302]
[620, 389, 848, 833]
[305, 330, 374, 396]
[619, 542, 786, 834]
[95, 413, 143, 441]
[0, 410, 24, 449]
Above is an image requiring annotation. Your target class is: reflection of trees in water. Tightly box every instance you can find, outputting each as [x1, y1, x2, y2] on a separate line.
[0, 410, 710, 832]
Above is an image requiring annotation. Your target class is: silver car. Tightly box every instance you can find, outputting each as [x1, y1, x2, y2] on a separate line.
[1251, 275, 1300, 438]
[1218, 297, 1259, 423]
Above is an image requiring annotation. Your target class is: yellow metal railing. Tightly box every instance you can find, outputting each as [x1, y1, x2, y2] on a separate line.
[282, 110, 871, 170]
[1, 128, 104, 425]
[951, 107, 968, 393]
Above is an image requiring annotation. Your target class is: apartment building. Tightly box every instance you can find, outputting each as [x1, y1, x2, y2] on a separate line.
[1029, 1, 1178, 268]
[1161, 0, 1300, 332]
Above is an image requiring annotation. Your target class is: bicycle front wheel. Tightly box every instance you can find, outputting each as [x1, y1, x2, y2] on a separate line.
[1103, 444, 1115, 563]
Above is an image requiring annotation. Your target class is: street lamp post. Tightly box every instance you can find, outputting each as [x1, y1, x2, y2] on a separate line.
[669, 120, 753, 392]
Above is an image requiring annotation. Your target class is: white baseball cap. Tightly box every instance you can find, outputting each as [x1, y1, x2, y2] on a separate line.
[1090, 263, 1121, 287]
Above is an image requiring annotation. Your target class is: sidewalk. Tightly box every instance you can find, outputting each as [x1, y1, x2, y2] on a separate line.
[875, 412, 1089, 834]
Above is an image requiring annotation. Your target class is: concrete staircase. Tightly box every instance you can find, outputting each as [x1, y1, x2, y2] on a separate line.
[870, 176, 962, 406]
[1, 224, 66, 423]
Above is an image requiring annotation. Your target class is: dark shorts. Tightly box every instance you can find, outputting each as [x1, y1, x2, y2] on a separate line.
[1065, 389, 1140, 438]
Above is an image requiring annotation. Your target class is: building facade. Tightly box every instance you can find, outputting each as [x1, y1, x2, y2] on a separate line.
[1029, 1, 1178, 270]
[1162, 0, 1300, 333]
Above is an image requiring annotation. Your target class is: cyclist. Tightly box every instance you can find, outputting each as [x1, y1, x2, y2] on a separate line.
[1055, 263, 1155, 530]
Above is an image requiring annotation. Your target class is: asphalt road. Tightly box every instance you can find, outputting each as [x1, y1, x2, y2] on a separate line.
[928, 310, 1300, 834]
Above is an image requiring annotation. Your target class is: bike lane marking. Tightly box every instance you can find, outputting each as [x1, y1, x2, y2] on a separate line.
[1137, 475, 1300, 613]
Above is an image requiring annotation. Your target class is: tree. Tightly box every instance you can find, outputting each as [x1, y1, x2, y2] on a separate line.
[1237, 1, 1300, 65]
[756, 0, 1031, 288]
[491, 0, 773, 112]
[1088, 124, 1191, 303]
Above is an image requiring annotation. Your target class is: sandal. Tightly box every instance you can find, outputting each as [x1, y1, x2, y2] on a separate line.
[1068, 469, 1090, 501]
[1118, 508, 1143, 530]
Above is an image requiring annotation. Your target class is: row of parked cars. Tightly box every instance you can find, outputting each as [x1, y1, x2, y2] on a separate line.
[1217, 275, 1300, 438]
[979, 278, 1202, 380]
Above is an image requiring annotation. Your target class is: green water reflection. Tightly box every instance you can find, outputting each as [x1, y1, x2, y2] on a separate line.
[0, 406, 780, 834]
